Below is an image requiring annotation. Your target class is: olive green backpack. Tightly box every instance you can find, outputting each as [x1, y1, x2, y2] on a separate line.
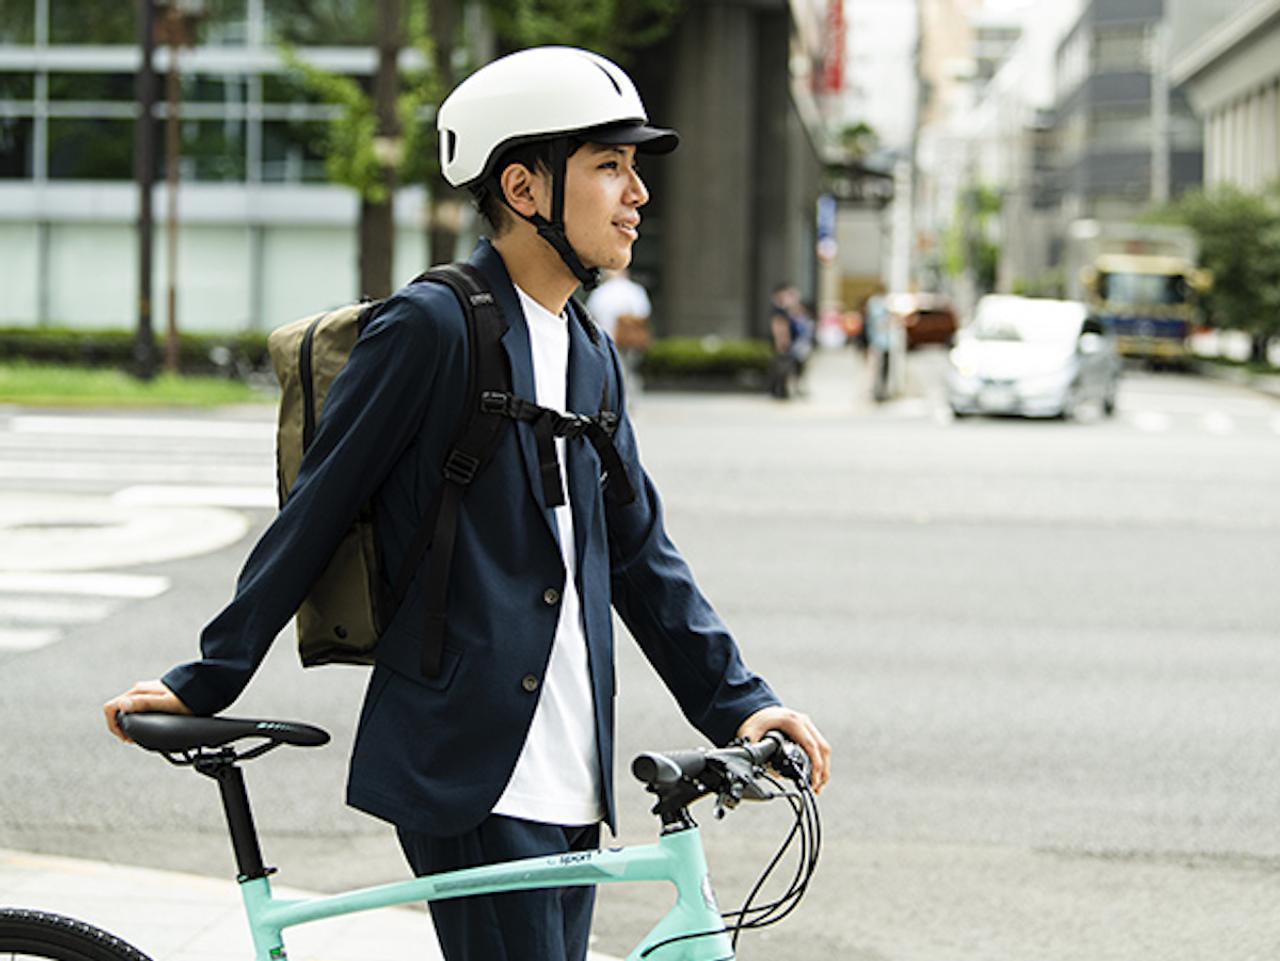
[267, 263, 633, 677]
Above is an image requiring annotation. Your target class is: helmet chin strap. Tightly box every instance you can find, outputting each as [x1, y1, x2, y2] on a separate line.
[496, 138, 601, 291]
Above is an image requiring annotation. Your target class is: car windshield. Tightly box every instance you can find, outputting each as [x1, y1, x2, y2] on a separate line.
[969, 301, 1084, 344]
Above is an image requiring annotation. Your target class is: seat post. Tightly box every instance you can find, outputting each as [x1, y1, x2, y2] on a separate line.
[198, 754, 270, 882]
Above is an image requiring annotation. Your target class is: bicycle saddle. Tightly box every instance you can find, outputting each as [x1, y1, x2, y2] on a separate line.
[120, 713, 330, 754]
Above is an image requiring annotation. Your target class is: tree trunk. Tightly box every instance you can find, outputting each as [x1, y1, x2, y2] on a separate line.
[360, 197, 395, 299]
[427, 0, 461, 266]
[360, 0, 402, 299]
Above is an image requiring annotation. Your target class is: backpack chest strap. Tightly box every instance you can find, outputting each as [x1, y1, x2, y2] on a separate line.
[479, 390, 635, 508]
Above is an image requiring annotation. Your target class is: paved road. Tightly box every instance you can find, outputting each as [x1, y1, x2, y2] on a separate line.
[2, 350, 1279, 960]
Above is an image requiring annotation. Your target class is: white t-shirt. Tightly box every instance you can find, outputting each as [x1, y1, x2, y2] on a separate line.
[584, 275, 650, 339]
[490, 285, 604, 826]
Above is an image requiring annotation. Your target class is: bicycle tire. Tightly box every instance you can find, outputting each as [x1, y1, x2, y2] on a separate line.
[0, 909, 154, 961]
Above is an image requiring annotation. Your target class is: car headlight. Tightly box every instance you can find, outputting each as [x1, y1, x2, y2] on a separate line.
[949, 348, 979, 380]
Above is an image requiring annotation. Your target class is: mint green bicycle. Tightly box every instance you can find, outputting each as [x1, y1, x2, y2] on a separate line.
[0, 713, 820, 961]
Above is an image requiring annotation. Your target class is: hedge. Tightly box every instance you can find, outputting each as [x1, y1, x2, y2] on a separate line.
[0, 326, 271, 376]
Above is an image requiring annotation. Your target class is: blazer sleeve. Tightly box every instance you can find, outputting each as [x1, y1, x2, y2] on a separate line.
[162, 294, 451, 716]
[603, 346, 779, 747]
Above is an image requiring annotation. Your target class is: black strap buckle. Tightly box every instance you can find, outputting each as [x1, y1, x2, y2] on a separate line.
[594, 411, 619, 435]
[480, 390, 511, 415]
[442, 448, 481, 485]
[552, 413, 592, 440]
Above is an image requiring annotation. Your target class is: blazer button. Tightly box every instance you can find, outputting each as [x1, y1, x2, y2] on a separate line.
[543, 587, 560, 606]
[521, 674, 540, 693]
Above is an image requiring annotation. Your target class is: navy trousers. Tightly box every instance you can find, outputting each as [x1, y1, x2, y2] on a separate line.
[397, 816, 601, 961]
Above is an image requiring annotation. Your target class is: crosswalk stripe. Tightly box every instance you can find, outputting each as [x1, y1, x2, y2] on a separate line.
[0, 460, 270, 485]
[0, 628, 62, 652]
[10, 415, 274, 440]
[1130, 411, 1171, 432]
[0, 572, 170, 598]
[112, 485, 276, 509]
[0, 597, 117, 623]
[1200, 412, 1236, 435]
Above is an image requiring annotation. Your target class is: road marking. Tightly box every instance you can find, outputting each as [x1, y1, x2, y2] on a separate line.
[10, 415, 274, 440]
[0, 572, 170, 598]
[0, 460, 269, 485]
[0, 597, 117, 623]
[1200, 412, 1236, 435]
[1130, 411, 1171, 433]
[112, 485, 277, 509]
[0, 628, 61, 652]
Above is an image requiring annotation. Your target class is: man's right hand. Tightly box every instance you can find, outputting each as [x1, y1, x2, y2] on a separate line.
[103, 680, 191, 742]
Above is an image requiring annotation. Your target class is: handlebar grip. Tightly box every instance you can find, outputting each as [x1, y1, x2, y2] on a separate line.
[632, 749, 709, 786]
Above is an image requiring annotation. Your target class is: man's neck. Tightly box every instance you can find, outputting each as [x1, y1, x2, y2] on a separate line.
[492, 229, 580, 318]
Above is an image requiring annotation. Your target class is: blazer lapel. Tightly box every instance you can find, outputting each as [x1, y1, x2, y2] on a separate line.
[471, 241, 558, 542]
[565, 300, 608, 571]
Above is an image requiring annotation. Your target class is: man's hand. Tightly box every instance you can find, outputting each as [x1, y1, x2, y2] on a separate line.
[737, 706, 831, 795]
[103, 680, 191, 743]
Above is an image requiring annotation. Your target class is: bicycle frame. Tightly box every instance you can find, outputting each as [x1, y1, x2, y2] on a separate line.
[239, 826, 733, 961]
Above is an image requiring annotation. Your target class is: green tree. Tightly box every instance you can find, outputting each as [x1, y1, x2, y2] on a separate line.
[482, 0, 683, 60]
[1159, 185, 1280, 364]
[943, 184, 1001, 294]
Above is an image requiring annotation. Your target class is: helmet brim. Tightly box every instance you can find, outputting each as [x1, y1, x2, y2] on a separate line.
[580, 121, 679, 154]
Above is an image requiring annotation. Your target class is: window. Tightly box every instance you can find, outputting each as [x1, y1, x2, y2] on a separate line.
[47, 118, 134, 179]
[49, 2, 134, 44]
[48, 73, 136, 101]
[1092, 23, 1150, 74]
[261, 120, 328, 182]
[0, 117, 33, 177]
[0, 0, 34, 43]
[159, 118, 247, 181]
[264, 0, 378, 46]
[1091, 106, 1150, 148]
[0, 73, 36, 101]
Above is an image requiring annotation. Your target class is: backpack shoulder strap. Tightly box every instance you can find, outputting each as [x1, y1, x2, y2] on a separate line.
[388, 262, 513, 679]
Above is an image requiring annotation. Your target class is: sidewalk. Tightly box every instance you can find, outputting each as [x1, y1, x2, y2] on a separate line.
[0, 848, 620, 961]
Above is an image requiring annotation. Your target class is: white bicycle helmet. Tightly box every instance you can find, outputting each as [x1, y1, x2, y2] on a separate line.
[437, 46, 678, 286]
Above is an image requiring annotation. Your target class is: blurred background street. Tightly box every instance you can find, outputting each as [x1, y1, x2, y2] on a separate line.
[5, 0, 1280, 957]
[3, 346, 1280, 958]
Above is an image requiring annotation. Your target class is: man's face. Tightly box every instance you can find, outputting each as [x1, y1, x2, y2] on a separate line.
[557, 143, 649, 272]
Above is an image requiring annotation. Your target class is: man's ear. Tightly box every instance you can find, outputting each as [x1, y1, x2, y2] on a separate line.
[499, 163, 543, 220]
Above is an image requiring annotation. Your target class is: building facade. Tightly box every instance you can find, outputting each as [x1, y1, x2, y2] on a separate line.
[1, 0, 836, 341]
[1051, 0, 1203, 224]
[1170, 0, 1280, 192]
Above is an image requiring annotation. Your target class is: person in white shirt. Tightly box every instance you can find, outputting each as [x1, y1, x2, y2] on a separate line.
[586, 268, 651, 400]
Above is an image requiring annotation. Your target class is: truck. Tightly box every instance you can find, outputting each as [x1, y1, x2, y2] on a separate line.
[1063, 220, 1211, 364]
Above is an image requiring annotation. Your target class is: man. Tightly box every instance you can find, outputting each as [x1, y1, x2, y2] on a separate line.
[104, 46, 829, 961]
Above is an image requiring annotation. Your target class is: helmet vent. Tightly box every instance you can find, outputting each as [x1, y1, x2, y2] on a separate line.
[592, 61, 623, 96]
[446, 130, 458, 163]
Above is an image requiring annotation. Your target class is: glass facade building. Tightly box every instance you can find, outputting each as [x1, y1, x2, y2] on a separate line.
[0, 0, 438, 331]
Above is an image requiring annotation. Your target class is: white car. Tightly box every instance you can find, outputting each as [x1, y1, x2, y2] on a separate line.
[945, 295, 1121, 419]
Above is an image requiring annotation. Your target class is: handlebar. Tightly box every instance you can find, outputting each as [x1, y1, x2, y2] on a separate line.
[632, 731, 787, 787]
[630, 731, 809, 828]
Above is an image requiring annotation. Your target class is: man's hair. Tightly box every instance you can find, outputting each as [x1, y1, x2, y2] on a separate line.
[471, 137, 585, 233]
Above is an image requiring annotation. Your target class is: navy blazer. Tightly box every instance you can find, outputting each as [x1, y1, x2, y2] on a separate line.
[162, 240, 778, 836]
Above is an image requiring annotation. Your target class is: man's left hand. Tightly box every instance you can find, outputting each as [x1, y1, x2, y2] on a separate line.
[737, 706, 831, 794]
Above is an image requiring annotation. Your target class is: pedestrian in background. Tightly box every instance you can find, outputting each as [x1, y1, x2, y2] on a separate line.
[586, 267, 651, 401]
[768, 284, 812, 399]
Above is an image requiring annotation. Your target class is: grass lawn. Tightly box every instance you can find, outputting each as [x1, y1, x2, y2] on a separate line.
[0, 361, 275, 407]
